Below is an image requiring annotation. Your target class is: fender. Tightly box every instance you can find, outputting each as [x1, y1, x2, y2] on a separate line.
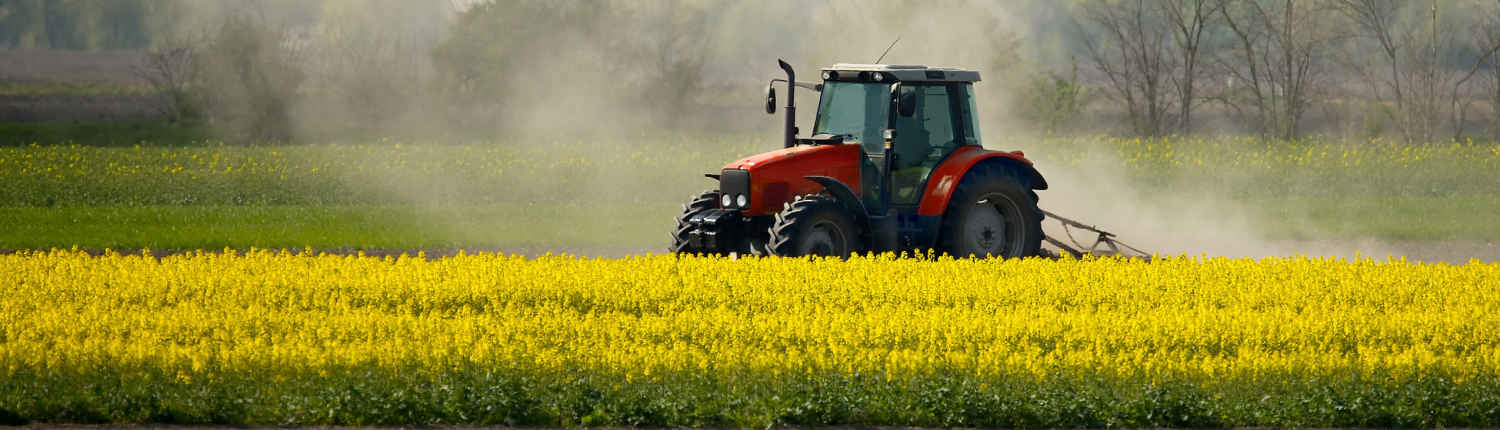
[916, 146, 1048, 216]
[804, 175, 873, 249]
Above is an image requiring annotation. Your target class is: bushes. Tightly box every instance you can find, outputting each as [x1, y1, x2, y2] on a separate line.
[189, 15, 304, 143]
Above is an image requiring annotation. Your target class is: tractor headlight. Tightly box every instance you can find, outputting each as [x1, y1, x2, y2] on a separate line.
[736, 194, 748, 207]
[722, 194, 733, 207]
[871, 72, 885, 82]
[822, 70, 835, 80]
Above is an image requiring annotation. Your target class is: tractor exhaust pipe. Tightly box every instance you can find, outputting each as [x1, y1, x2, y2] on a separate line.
[778, 60, 796, 149]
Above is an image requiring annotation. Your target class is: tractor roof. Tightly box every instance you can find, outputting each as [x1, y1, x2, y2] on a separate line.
[823, 63, 981, 83]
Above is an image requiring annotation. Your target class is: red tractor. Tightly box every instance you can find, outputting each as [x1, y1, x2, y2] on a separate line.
[671, 60, 1049, 258]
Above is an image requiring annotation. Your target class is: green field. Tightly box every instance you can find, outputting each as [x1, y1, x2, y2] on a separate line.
[5, 197, 1500, 252]
[2, 135, 1498, 251]
[0, 204, 674, 250]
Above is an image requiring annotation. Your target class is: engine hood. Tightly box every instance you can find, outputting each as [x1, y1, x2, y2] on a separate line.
[723, 144, 861, 170]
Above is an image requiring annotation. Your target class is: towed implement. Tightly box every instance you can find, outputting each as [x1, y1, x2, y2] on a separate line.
[671, 60, 1146, 259]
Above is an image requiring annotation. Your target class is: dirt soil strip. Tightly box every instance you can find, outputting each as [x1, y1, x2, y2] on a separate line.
[0, 51, 145, 84]
[0, 94, 160, 123]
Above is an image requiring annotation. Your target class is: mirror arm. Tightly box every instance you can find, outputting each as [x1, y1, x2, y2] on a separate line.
[770, 79, 823, 92]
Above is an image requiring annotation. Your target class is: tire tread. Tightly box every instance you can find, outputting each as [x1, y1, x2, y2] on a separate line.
[668, 190, 720, 254]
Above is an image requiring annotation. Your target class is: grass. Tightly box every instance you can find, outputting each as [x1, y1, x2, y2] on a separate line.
[4, 197, 1498, 251]
[0, 205, 675, 251]
[1252, 196, 1500, 241]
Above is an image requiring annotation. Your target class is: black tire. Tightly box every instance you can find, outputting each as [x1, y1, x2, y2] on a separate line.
[669, 190, 720, 254]
[936, 162, 1044, 259]
[769, 194, 863, 258]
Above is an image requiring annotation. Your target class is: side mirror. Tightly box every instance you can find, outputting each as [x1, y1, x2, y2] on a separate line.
[897, 87, 917, 118]
[764, 84, 777, 114]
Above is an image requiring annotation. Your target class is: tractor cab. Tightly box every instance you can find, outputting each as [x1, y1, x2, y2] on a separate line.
[812, 64, 985, 209]
[671, 60, 1049, 259]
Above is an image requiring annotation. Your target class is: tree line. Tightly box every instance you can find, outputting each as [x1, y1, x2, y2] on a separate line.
[1069, 0, 1500, 142]
[133, 0, 714, 143]
[20, 0, 1500, 143]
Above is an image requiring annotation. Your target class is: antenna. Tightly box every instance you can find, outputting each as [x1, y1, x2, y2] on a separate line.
[875, 37, 901, 64]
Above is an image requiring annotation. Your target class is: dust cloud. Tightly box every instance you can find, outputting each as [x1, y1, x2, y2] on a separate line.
[1027, 153, 1409, 261]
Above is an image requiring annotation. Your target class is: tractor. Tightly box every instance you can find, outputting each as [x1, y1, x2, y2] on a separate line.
[669, 60, 1053, 258]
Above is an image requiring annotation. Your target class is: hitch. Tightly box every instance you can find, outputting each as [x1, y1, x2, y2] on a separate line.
[1040, 210, 1151, 260]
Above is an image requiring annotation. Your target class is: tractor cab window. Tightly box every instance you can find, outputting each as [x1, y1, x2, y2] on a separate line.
[813, 81, 892, 155]
[958, 83, 982, 146]
[890, 84, 961, 205]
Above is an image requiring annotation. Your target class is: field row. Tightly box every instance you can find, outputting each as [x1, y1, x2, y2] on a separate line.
[1, 137, 1498, 207]
[3, 196, 1498, 252]
[3, 251, 1500, 426]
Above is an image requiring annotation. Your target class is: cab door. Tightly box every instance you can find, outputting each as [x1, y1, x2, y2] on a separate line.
[889, 83, 968, 207]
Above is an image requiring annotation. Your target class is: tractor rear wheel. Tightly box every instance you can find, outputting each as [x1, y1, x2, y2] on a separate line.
[669, 190, 721, 255]
[936, 163, 1043, 258]
[769, 194, 863, 258]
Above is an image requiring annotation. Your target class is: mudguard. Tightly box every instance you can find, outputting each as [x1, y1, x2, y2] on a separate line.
[916, 146, 1047, 216]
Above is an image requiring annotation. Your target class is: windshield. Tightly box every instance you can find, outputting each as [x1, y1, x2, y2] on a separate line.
[813, 81, 892, 154]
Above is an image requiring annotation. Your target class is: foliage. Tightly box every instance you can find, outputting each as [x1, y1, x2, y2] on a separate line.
[191, 15, 305, 143]
[1016, 58, 1087, 134]
[429, 0, 610, 130]
[0, 0, 184, 50]
[428, 1, 711, 132]
[3, 250, 1500, 426]
[137, 32, 201, 126]
[303, 18, 420, 137]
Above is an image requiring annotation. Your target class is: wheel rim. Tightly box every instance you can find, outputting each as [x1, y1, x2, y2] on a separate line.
[965, 194, 1022, 258]
[800, 220, 845, 256]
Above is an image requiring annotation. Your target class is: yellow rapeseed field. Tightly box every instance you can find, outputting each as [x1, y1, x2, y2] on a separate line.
[6, 250, 1499, 382]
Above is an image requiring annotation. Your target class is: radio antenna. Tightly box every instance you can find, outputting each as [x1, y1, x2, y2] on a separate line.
[875, 37, 901, 64]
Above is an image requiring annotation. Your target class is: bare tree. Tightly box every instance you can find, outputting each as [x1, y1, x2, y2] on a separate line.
[1078, 0, 1181, 137]
[1468, 0, 1500, 142]
[192, 15, 306, 143]
[307, 19, 419, 135]
[1152, 0, 1223, 135]
[1447, 7, 1500, 142]
[1216, 0, 1344, 140]
[1335, 0, 1466, 142]
[136, 33, 198, 126]
[626, 1, 711, 129]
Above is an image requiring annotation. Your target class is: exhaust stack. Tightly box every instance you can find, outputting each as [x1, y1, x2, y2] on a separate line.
[778, 60, 796, 149]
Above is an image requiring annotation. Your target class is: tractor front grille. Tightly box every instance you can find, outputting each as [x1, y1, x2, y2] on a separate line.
[719, 169, 750, 209]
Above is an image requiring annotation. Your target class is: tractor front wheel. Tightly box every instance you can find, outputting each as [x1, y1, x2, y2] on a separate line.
[669, 190, 721, 255]
[769, 194, 862, 258]
[937, 163, 1043, 258]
